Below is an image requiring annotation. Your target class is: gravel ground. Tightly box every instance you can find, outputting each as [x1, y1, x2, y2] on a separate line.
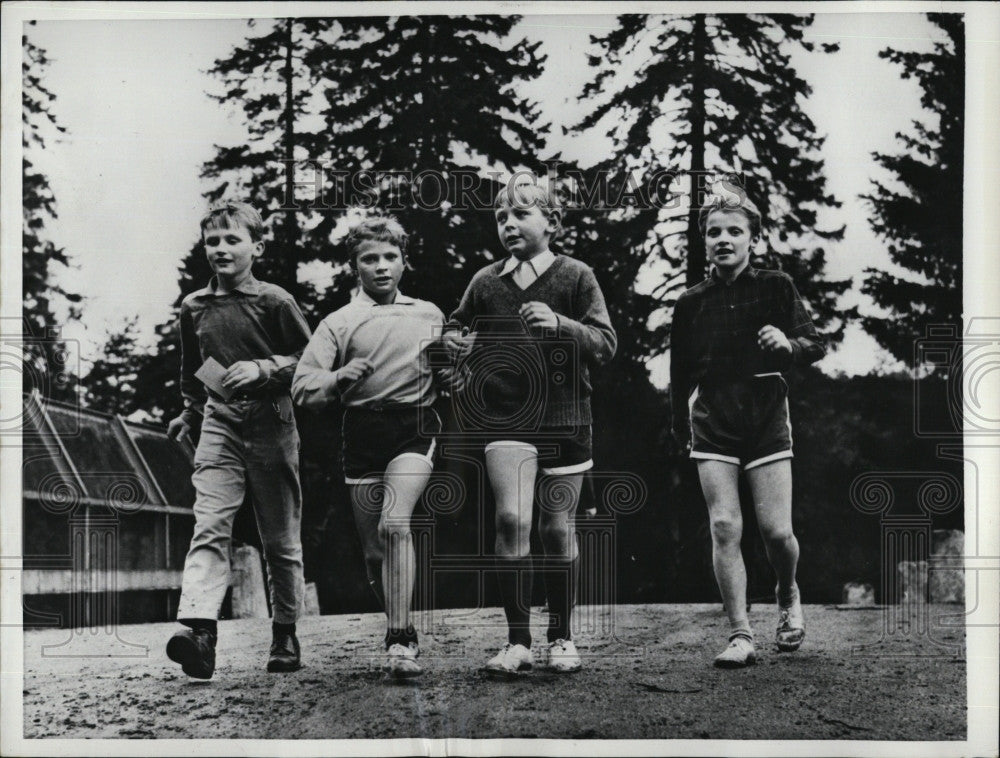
[20, 603, 965, 740]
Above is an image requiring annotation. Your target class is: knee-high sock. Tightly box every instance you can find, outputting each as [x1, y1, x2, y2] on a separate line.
[496, 556, 534, 648]
[546, 557, 578, 643]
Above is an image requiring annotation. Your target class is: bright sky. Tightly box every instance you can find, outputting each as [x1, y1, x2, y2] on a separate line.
[27, 11, 944, 382]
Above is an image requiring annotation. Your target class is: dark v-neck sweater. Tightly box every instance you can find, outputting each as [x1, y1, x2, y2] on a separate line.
[448, 254, 617, 430]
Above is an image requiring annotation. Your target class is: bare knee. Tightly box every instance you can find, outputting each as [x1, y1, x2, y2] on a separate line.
[709, 517, 743, 548]
[538, 518, 571, 553]
[762, 526, 796, 551]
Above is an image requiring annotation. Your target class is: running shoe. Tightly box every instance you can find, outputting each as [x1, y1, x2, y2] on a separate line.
[546, 638, 582, 673]
[713, 634, 756, 668]
[484, 643, 532, 677]
[776, 586, 805, 652]
[384, 642, 422, 679]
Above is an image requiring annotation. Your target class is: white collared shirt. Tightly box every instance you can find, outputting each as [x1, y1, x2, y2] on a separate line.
[499, 249, 556, 290]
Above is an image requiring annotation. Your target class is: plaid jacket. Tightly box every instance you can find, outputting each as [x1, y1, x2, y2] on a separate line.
[669, 265, 824, 437]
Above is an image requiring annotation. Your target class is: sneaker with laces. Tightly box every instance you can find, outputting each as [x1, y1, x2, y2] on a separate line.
[713, 634, 756, 668]
[776, 586, 805, 652]
[383, 642, 422, 679]
[484, 643, 532, 677]
[546, 638, 582, 673]
[166, 627, 217, 679]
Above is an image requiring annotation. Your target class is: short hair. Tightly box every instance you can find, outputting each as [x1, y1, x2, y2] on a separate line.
[201, 201, 265, 242]
[698, 192, 762, 239]
[494, 174, 563, 237]
[344, 215, 409, 263]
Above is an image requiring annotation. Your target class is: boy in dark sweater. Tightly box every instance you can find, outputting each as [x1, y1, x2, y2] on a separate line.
[165, 202, 311, 679]
[445, 176, 616, 676]
[670, 193, 824, 668]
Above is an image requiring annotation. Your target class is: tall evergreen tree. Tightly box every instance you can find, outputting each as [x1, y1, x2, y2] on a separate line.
[308, 16, 548, 312]
[22, 25, 81, 401]
[200, 17, 337, 308]
[574, 14, 850, 367]
[860, 13, 963, 366]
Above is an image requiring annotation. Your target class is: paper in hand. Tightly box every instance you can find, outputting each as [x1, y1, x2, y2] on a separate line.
[195, 356, 234, 401]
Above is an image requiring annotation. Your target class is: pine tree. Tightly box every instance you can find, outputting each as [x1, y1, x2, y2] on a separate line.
[22, 24, 81, 401]
[200, 17, 337, 308]
[574, 14, 850, 366]
[860, 13, 963, 366]
[83, 317, 147, 416]
[308, 15, 548, 312]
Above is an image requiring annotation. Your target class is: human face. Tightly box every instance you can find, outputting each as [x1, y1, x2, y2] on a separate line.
[704, 209, 754, 281]
[203, 222, 263, 288]
[355, 240, 405, 304]
[495, 201, 554, 260]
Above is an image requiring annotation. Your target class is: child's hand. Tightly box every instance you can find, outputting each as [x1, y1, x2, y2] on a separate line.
[437, 365, 470, 394]
[336, 357, 375, 388]
[758, 325, 791, 354]
[442, 330, 476, 359]
[520, 301, 559, 332]
[167, 415, 191, 443]
[222, 360, 263, 390]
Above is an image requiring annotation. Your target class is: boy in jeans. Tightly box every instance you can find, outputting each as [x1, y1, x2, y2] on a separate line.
[166, 202, 312, 679]
[670, 192, 824, 668]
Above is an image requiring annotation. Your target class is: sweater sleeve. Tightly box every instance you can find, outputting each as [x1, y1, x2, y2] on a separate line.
[253, 297, 313, 392]
[446, 274, 479, 333]
[554, 266, 617, 366]
[782, 276, 826, 368]
[291, 318, 344, 410]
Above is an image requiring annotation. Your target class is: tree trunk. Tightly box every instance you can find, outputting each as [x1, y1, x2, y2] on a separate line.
[283, 18, 302, 301]
[685, 14, 708, 288]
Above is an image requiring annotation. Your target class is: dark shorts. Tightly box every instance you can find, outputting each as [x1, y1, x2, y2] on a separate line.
[342, 406, 442, 484]
[689, 375, 793, 470]
[483, 426, 593, 475]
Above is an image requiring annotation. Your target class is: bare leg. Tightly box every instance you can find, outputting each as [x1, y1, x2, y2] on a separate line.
[746, 460, 798, 601]
[696, 460, 750, 635]
[486, 443, 537, 558]
[485, 443, 537, 649]
[379, 454, 433, 631]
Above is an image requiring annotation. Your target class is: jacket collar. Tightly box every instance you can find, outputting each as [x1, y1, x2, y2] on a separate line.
[192, 274, 262, 298]
[708, 263, 758, 286]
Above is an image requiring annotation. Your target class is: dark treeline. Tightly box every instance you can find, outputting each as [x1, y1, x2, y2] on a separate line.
[23, 14, 965, 610]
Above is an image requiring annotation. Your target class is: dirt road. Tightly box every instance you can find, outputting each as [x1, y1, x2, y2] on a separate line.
[21, 603, 965, 740]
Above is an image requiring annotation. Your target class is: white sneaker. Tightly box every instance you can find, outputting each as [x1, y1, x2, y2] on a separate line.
[776, 586, 805, 652]
[383, 642, 422, 679]
[484, 643, 532, 677]
[714, 634, 756, 668]
[546, 638, 582, 673]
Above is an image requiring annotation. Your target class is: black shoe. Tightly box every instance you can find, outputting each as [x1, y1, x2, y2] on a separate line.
[166, 628, 216, 680]
[267, 631, 301, 673]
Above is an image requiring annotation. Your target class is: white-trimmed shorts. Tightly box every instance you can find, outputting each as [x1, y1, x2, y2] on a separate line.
[689, 376, 793, 471]
[483, 425, 593, 476]
[342, 406, 441, 485]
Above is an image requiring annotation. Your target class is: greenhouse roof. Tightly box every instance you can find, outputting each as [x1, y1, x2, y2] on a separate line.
[21, 392, 195, 515]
